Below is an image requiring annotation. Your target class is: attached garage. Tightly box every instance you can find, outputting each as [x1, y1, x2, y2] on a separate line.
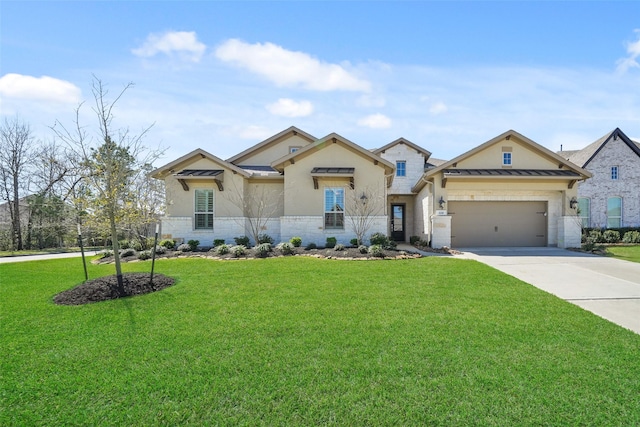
[449, 201, 547, 247]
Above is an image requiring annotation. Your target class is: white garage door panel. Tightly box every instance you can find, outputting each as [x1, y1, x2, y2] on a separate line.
[450, 201, 547, 247]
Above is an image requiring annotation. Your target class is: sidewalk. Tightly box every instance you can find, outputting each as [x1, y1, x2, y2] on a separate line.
[0, 251, 100, 264]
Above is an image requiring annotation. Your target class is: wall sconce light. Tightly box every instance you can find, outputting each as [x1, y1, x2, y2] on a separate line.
[438, 196, 446, 209]
[569, 197, 578, 209]
[360, 193, 368, 204]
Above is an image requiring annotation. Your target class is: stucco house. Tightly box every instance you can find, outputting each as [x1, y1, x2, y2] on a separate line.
[152, 127, 590, 248]
[558, 128, 640, 229]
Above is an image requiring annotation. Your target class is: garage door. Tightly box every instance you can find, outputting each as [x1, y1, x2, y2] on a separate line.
[449, 201, 547, 247]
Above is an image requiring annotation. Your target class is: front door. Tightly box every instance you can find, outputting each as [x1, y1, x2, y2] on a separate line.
[391, 204, 406, 241]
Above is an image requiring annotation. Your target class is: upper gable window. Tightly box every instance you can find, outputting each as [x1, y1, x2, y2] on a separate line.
[502, 152, 512, 166]
[290, 146, 301, 154]
[611, 166, 619, 180]
[396, 161, 406, 177]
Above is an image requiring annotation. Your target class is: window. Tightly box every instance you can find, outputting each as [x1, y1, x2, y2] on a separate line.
[611, 166, 619, 180]
[324, 187, 345, 229]
[607, 197, 622, 228]
[577, 197, 590, 228]
[396, 161, 406, 177]
[194, 189, 214, 229]
[290, 146, 300, 154]
[502, 152, 512, 166]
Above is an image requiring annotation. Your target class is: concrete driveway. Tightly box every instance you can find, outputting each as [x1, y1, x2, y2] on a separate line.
[456, 247, 640, 335]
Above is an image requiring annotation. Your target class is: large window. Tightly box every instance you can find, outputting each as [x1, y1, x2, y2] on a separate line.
[324, 187, 345, 229]
[396, 161, 406, 177]
[194, 189, 214, 230]
[607, 197, 622, 228]
[577, 197, 590, 228]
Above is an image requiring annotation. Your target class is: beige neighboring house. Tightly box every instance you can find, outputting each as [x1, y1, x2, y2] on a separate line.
[412, 130, 591, 248]
[152, 127, 590, 248]
[558, 128, 640, 229]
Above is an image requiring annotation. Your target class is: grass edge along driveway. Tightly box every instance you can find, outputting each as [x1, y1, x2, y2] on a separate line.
[2, 257, 639, 426]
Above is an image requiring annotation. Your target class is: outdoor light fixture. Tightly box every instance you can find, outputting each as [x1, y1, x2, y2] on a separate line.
[360, 193, 368, 204]
[438, 196, 446, 209]
[569, 197, 578, 209]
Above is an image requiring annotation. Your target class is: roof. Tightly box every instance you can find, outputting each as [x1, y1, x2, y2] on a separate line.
[175, 169, 224, 177]
[442, 169, 582, 178]
[557, 128, 640, 168]
[311, 167, 355, 175]
[373, 137, 432, 159]
[412, 129, 591, 193]
[226, 126, 316, 164]
[150, 148, 250, 179]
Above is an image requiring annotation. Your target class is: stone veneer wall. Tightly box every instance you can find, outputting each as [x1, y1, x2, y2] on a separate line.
[378, 144, 425, 195]
[160, 216, 280, 246]
[280, 215, 388, 246]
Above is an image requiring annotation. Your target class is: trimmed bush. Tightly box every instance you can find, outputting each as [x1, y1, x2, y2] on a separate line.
[410, 235, 420, 245]
[588, 229, 605, 244]
[176, 243, 191, 252]
[305, 243, 317, 250]
[290, 236, 302, 247]
[159, 239, 175, 249]
[153, 245, 166, 255]
[234, 236, 251, 247]
[334, 244, 345, 251]
[257, 234, 274, 245]
[623, 230, 640, 244]
[326, 237, 337, 248]
[213, 239, 226, 247]
[350, 238, 359, 246]
[359, 245, 368, 254]
[120, 248, 136, 257]
[254, 243, 272, 257]
[98, 250, 113, 259]
[130, 240, 143, 251]
[216, 244, 230, 255]
[369, 232, 388, 246]
[138, 250, 152, 260]
[230, 245, 246, 257]
[603, 230, 621, 243]
[368, 244, 384, 257]
[119, 240, 131, 249]
[187, 240, 200, 251]
[276, 242, 294, 255]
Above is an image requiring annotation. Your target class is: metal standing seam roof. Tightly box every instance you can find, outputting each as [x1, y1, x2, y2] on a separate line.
[442, 169, 581, 177]
[310, 167, 355, 174]
[174, 169, 224, 177]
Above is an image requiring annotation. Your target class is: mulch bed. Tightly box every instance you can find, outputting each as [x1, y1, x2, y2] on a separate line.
[53, 273, 176, 306]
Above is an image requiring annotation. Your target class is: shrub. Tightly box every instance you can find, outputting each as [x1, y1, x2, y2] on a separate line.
[588, 229, 605, 244]
[326, 237, 337, 248]
[257, 234, 274, 245]
[603, 230, 621, 244]
[623, 230, 640, 244]
[138, 250, 152, 260]
[305, 242, 317, 250]
[153, 245, 166, 255]
[334, 243, 345, 251]
[98, 250, 113, 259]
[213, 239, 226, 247]
[368, 244, 384, 257]
[159, 239, 175, 249]
[358, 245, 368, 254]
[216, 244, 230, 255]
[410, 235, 420, 245]
[130, 240, 143, 251]
[350, 238, 359, 246]
[234, 236, 251, 247]
[176, 243, 191, 252]
[187, 240, 200, 251]
[369, 232, 390, 247]
[230, 245, 246, 257]
[119, 240, 131, 249]
[120, 248, 136, 257]
[276, 242, 294, 255]
[254, 243, 272, 257]
[290, 236, 302, 247]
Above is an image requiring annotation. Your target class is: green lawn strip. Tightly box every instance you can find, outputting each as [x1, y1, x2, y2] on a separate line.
[1, 257, 639, 425]
[605, 245, 640, 263]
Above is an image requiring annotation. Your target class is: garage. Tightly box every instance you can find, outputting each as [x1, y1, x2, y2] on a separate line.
[449, 201, 547, 247]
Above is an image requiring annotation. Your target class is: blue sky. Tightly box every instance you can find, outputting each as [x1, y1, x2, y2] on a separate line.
[2, 1, 640, 164]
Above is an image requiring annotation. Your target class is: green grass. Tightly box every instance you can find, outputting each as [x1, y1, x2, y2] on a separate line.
[606, 245, 640, 263]
[2, 257, 639, 425]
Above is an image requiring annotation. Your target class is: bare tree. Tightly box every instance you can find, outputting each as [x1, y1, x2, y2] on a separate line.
[345, 185, 385, 245]
[52, 77, 158, 291]
[0, 117, 35, 250]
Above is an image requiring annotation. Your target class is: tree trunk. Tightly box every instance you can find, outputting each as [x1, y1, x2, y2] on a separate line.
[110, 212, 125, 295]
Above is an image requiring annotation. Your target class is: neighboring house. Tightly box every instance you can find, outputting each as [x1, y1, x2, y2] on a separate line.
[558, 128, 640, 229]
[152, 127, 590, 248]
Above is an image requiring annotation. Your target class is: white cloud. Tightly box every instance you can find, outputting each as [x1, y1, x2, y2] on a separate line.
[429, 102, 448, 115]
[266, 98, 314, 117]
[0, 73, 81, 103]
[357, 113, 391, 129]
[132, 31, 206, 62]
[215, 39, 371, 92]
[616, 29, 640, 73]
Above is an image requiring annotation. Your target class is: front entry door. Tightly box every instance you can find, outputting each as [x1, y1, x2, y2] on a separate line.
[391, 204, 406, 241]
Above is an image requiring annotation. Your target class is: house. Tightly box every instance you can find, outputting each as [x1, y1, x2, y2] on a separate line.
[152, 127, 590, 248]
[558, 128, 640, 229]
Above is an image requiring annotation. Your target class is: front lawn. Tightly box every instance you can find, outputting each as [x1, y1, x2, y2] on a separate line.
[1, 257, 639, 425]
[605, 245, 640, 263]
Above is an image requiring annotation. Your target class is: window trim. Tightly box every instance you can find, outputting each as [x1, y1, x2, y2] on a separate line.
[611, 166, 619, 180]
[606, 196, 622, 228]
[502, 152, 512, 166]
[396, 160, 407, 177]
[324, 187, 345, 230]
[194, 189, 214, 230]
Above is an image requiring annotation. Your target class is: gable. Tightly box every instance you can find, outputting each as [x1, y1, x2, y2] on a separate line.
[227, 126, 316, 166]
[151, 148, 249, 180]
[567, 128, 640, 168]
